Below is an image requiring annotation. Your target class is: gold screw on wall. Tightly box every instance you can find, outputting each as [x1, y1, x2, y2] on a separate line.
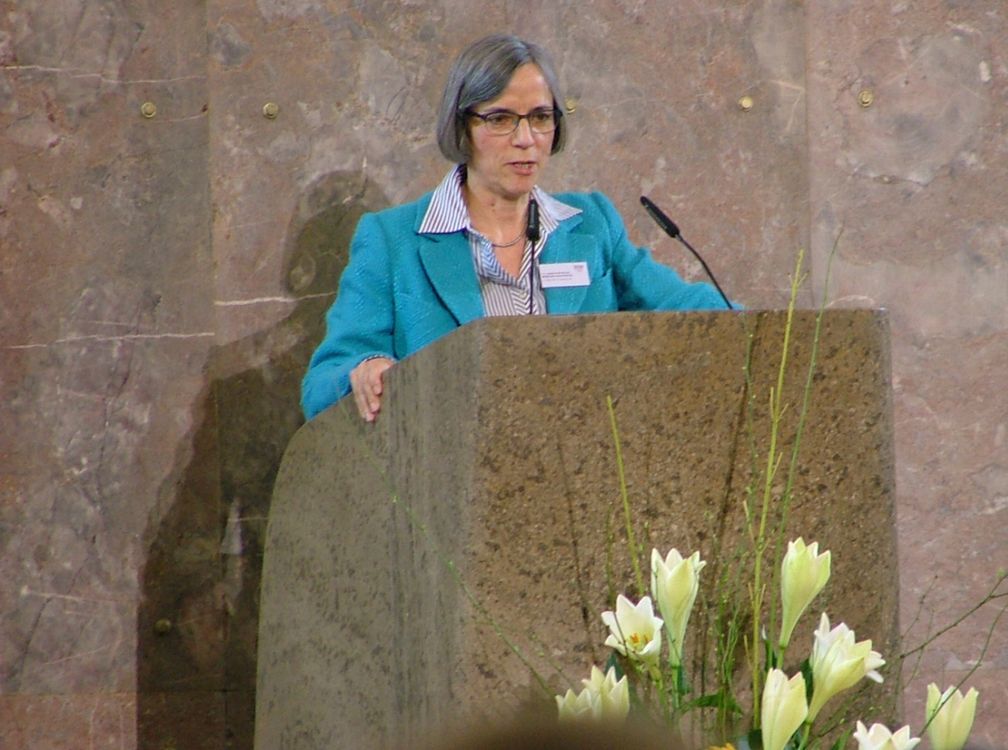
[262, 102, 279, 119]
[140, 101, 157, 119]
[858, 89, 875, 108]
[154, 618, 172, 635]
[738, 95, 754, 111]
[564, 97, 577, 114]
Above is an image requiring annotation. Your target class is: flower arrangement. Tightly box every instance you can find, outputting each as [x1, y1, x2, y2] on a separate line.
[556, 539, 982, 750]
[552, 252, 997, 749]
[358, 249, 1002, 749]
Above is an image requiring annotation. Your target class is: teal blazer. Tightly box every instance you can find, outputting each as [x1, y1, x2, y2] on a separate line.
[301, 190, 729, 418]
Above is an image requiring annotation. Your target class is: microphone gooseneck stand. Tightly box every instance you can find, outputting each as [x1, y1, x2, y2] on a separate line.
[640, 195, 734, 310]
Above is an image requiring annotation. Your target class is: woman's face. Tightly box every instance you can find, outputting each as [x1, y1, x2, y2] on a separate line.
[466, 63, 555, 203]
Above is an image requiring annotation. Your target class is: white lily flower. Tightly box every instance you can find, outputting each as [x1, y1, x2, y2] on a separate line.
[852, 721, 921, 750]
[807, 613, 885, 720]
[761, 668, 808, 750]
[778, 538, 831, 648]
[926, 683, 979, 750]
[581, 665, 630, 722]
[555, 686, 596, 722]
[601, 594, 664, 668]
[650, 548, 706, 666]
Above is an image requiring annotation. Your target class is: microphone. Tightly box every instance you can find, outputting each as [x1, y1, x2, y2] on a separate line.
[640, 196, 734, 310]
[526, 198, 540, 243]
[526, 199, 540, 315]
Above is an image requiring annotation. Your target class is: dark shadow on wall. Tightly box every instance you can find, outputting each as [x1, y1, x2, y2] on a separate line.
[136, 172, 389, 749]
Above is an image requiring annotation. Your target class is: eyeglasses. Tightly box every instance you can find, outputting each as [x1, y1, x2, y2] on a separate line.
[466, 107, 561, 136]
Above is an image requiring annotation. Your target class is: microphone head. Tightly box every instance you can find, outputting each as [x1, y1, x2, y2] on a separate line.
[640, 195, 681, 239]
[526, 198, 541, 242]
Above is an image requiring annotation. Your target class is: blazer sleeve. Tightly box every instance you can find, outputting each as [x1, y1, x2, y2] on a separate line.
[300, 212, 396, 420]
[588, 192, 732, 312]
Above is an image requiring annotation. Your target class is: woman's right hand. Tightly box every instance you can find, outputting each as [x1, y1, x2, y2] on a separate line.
[349, 357, 395, 422]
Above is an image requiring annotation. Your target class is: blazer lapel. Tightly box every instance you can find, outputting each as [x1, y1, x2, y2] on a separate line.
[414, 203, 595, 321]
[417, 233, 485, 325]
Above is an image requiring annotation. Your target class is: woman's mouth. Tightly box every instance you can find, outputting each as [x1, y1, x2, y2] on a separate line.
[508, 161, 536, 175]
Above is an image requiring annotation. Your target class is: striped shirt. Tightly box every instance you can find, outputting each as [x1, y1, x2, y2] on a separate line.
[418, 166, 582, 316]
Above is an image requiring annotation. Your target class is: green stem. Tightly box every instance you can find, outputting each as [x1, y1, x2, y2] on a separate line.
[778, 242, 835, 532]
[650, 666, 671, 724]
[799, 720, 812, 750]
[751, 251, 805, 723]
[607, 395, 646, 599]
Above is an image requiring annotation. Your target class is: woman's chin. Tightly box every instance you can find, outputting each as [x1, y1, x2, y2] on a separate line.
[501, 172, 538, 196]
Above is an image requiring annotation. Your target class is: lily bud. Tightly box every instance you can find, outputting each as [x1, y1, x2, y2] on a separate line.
[852, 721, 921, 750]
[581, 665, 630, 722]
[556, 686, 596, 722]
[601, 594, 664, 668]
[778, 538, 831, 648]
[761, 668, 808, 750]
[807, 613, 885, 720]
[650, 548, 706, 666]
[926, 683, 979, 750]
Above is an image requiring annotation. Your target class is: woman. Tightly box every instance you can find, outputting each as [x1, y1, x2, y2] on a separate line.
[302, 34, 731, 421]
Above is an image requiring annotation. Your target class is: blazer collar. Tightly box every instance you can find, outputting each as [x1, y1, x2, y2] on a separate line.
[413, 191, 594, 320]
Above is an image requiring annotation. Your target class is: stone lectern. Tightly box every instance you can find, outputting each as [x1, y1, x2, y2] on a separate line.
[255, 310, 898, 749]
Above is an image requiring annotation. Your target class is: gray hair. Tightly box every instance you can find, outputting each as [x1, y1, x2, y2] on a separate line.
[436, 34, 567, 164]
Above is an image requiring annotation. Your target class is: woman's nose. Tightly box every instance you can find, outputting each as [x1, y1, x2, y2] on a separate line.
[511, 118, 535, 145]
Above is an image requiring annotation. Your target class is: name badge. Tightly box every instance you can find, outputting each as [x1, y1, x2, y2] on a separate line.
[540, 262, 591, 288]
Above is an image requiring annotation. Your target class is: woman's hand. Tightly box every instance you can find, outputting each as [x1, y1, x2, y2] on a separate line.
[349, 357, 395, 422]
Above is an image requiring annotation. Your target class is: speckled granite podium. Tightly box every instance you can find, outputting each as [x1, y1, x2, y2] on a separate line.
[255, 310, 898, 749]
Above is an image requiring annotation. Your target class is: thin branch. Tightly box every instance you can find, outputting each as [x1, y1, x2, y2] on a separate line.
[919, 597, 1007, 736]
[900, 570, 1008, 659]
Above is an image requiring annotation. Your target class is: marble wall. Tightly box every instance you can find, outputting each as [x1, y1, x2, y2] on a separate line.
[804, 1, 1008, 738]
[1, 1, 1004, 747]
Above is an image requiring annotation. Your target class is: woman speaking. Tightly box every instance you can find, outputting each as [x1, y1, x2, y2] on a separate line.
[302, 34, 731, 421]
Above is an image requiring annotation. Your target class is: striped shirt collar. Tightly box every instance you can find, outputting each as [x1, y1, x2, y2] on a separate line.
[418, 164, 581, 235]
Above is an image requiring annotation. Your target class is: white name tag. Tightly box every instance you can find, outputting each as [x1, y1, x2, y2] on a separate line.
[539, 262, 591, 288]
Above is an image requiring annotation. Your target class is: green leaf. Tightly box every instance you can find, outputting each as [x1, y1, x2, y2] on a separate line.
[828, 726, 854, 750]
[687, 690, 744, 714]
[676, 663, 692, 696]
[691, 692, 726, 708]
[604, 651, 624, 679]
[800, 657, 814, 703]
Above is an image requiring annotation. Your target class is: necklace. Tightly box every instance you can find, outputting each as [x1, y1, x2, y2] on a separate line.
[491, 229, 527, 248]
[488, 203, 531, 248]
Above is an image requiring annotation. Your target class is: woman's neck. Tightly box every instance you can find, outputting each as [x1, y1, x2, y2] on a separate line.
[462, 180, 531, 244]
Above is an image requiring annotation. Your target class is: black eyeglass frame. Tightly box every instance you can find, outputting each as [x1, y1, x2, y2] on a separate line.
[464, 107, 563, 135]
